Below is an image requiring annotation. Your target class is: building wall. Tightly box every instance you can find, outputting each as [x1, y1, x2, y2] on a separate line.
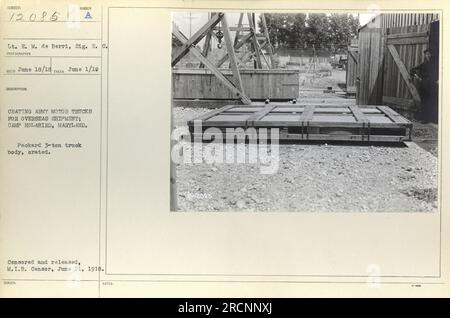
[360, 13, 439, 30]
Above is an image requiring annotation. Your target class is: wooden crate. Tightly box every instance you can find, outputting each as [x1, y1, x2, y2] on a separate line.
[187, 104, 412, 142]
[172, 68, 299, 100]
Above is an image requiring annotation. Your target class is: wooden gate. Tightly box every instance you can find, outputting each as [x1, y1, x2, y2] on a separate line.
[381, 24, 430, 116]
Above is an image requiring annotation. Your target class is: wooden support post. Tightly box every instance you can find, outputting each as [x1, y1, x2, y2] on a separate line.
[234, 13, 244, 47]
[221, 14, 247, 98]
[239, 51, 254, 65]
[216, 32, 253, 68]
[261, 14, 275, 68]
[199, 30, 212, 68]
[172, 23, 251, 104]
[258, 40, 271, 69]
[229, 13, 244, 69]
[171, 13, 223, 67]
[247, 13, 262, 69]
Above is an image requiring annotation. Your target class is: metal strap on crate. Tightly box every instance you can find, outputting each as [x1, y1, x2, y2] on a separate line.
[299, 105, 315, 140]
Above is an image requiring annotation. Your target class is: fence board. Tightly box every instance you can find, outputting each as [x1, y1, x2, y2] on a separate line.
[173, 69, 300, 100]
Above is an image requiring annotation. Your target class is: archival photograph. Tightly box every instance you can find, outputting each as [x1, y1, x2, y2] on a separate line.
[170, 12, 439, 212]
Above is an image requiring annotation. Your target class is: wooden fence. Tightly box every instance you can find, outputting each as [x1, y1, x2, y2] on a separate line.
[356, 20, 439, 118]
[172, 68, 300, 100]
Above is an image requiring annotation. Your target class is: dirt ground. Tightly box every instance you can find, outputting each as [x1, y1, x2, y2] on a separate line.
[299, 69, 347, 90]
[172, 69, 438, 212]
[172, 108, 438, 212]
[411, 121, 438, 157]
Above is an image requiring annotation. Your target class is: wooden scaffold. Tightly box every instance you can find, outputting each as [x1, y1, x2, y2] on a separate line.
[171, 12, 275, 105]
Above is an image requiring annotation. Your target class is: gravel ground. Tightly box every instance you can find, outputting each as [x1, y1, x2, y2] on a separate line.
[412, 121, 438, 157]
[299, 69, 347, 89]
[172, 107, 438, 212]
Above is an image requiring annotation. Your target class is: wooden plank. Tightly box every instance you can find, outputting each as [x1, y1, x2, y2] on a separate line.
[387, 31, 428, 39]
[173, 68, 299, 75]
[172, 70, 300, 100]
[387, 44, 421, 103]
[188, 105, 236, 124]
[199, 30, 212, 68]
[233, 13, 244, 47]
[171, 13, 223, 66]
[261, 14, 275, 68]
[298, 105, 315, 122]
[387, 36, 429, 45]
[382, 95, 415, 108]
[377, 105, 411, 124]
[245, 104, 278, 125]
[172, 24, 251, 104]
[238, 51, 253, 66]
[301, 134, 409, 142]
[221, 14, 246, 98]
[229, 27, 250, 32]
[258, 41, 271, 69]
[172, 99, 241, 109]
[192, 133, 409, 142]
[348, 49, 358, 63]
[247, 13, 262, 68]
[217, 33, 253, 67]
[349, 105, 368, 123]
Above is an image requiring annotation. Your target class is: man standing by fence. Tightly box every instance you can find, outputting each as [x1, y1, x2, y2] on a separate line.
[410, 49, 439, 124]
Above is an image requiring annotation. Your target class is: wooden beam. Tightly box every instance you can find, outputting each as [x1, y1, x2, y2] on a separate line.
[229, 26, 250, 32]
[189, 105, 236, 123]
[261, 14, 275, 68]
[213, 26, 251, 32]
[387, 36, 429, 45]
[199, 30, 212, 68]
[230, 13, 244, 69]
[387, 31, 429, 39]
[348, 49, 358, 64]
[247, 13, 262, 68]
[349, 105, 368, 123]
[233, 13, 244, 47]
[382, 95, 416, 108]
[377, 105, 411, 124]
[299, 105, 315, 122]
[246, 104, 278, 125]
[239, 51, 254, 66]
[171, 13, 223, 67]
[259, 43, 271, 69]
[387, 44, 421, 103]
[253, 37, 270, 69]
[172, 24, 251, 104]
[216, 32, 253, 68]
[221, 14, 247, 98]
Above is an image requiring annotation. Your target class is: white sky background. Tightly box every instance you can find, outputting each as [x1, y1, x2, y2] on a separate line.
[173, 12, 378, 38]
